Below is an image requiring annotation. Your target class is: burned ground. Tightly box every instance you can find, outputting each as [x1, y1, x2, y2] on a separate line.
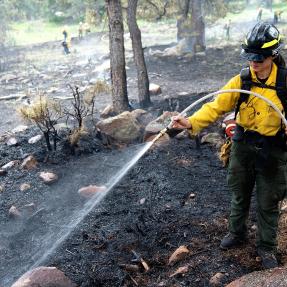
[1, 41, 287, 287]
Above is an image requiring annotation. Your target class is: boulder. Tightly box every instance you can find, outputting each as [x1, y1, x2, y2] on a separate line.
[149, 83, 162, 96]
[144, 111, 179, 139]
[130, 109, 147, 119]
[96, 111, 142, 143]
[131, 109, 154, 128]
[201, 132, 224, 148]
[226, 267, 287, 287]
[11, 266, 77, 287]
[100, 104, 115, 119]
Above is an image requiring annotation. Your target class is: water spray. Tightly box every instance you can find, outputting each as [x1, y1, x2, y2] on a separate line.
[152, 89, 287, 143]
[6, 89, 286, 286]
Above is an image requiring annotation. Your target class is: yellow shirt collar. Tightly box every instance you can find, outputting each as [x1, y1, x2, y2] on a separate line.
[250, 62, 277, 86]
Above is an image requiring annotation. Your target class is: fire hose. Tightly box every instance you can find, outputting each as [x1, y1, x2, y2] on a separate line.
[152, 88, 287, 143]
[152, 88, 287, 213]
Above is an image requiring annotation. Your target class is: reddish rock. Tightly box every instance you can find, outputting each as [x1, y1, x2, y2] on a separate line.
[39, 172, 58, 184]
[11, 266, 77, 287]
[78, 185, 107, 198]
[226, 267, 287, 287]
[21, 155, 38, 170]
[149, 83, 162, 95]
[168, 245, 189, 266]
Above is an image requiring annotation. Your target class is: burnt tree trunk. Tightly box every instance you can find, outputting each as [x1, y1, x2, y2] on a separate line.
[106, 0, 129, 113]
[177, 0, 190, 41]
[189, 0, 205, 52]
[127, 0, 151, 108]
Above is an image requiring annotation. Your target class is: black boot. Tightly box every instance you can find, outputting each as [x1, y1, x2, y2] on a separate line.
[257, 248, 278, 269]
[220, 232, 245, 250]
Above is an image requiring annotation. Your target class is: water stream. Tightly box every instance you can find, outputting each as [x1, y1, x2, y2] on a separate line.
[2, 141, 154, 286]
[30, 141, 154, 268]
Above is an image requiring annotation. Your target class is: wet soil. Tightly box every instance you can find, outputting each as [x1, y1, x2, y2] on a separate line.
[1, 39, 287, 287]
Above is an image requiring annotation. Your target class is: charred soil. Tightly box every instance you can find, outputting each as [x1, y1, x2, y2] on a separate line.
[1, 43, 287, 287]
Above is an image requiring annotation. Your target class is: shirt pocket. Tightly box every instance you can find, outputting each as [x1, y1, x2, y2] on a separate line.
[237, 102, 255, 128]
[263, 104, 282, 128]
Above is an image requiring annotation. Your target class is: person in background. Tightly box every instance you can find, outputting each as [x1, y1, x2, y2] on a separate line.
[62, 26, 68, 41]
[273, 11, 279, 24]
[62, 26, 70, 54]
[224, 19, 231, 40]
[83, 22, 91, 36]
[78, 22, 83, 40]
[171, 22, 287, 270]
[257, 7, 263, 21]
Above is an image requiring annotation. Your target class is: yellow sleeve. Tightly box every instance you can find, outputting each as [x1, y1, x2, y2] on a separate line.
[188, 74, 241, 135]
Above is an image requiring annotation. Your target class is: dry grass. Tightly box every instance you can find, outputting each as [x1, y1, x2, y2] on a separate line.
[69, 126, 88, 146]
[18, 94, 61, 126]
[84, 80, 110, 106]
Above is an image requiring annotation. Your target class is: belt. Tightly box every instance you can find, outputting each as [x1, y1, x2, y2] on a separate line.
[233, 125, 283, 148]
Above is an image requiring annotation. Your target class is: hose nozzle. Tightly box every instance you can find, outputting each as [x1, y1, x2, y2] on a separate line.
[151, 127, 168, 143]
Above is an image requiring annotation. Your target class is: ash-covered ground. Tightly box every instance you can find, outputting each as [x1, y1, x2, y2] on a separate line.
[1, 35, 287, 287]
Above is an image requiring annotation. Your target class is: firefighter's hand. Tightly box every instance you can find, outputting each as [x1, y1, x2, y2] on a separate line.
[171, 115, 192, 130]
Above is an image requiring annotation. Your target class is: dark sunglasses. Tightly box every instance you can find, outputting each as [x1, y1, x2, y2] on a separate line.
[250, 58, 265, 63]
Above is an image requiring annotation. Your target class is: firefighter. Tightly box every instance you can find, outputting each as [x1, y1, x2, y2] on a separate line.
[257, 7, 263, 22]
[78, 22, 83, 40]
[171, 22, 287, 269]
[83, 22, 91, 36]
[62, 26, 71, 54]
[224, 19, 231, 40]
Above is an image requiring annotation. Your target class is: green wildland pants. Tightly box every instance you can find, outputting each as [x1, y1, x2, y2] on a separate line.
[227, 140, 287, 251]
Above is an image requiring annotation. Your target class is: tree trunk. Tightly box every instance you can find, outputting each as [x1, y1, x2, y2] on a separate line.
[106, 0, 129, 113]
[43, 131, 52, 151]
[127, 0, 151, 108]
[188, 0, 205, 52]
[265, 0, 273, 11]
[177, 0, 190, 41]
